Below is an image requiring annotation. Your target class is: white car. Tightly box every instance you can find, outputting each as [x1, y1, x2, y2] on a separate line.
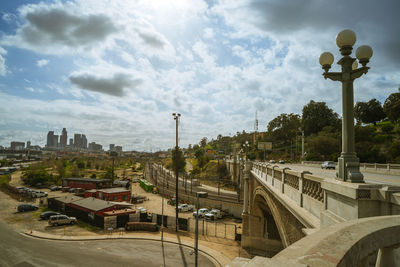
[31, 191, 48, 198]
[193, 208, 209, 218]
[321, 161, 336, 170]
[178, 204, 194, 212]
[49, 215, 76, 226]
[205, 209, 223, 220]
[137, 206, 147, 213]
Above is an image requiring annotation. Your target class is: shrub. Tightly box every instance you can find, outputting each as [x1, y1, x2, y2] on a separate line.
[381, 124, 394, 133]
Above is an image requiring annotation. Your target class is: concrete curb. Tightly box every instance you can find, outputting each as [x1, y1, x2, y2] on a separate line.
[22, 231, 229, 267]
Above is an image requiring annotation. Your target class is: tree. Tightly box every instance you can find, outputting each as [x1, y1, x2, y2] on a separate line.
[267, 113, 301, 144]
[200, 137, 208, 147]
[354, 99, 385, 125]
[302, 100, 340, 135]
[383, 88, 400, 123]
[172, 147, 186, 173]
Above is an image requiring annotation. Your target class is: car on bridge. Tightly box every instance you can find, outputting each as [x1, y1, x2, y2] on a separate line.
[178, 203, 194, 212]
[204, 209, 223, 220]
[321, 161, 336, 170]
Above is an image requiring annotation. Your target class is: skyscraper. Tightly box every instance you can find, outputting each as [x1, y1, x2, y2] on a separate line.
[74, 134, 81, 148]
[82, 135, 87, 149]
[69, 138, 73, 146]
[47, 131, 54, 147]
[53, 135, 59, 147]
[60, 128, 68, 147]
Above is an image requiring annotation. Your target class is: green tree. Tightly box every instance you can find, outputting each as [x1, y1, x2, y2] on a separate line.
[22, 167, 55, 186]
[267, 113, 301, 144]
[172, 147, 186, 173]
[200, 137, 208, 147]
[302, 100, 340, 135]
[354, 99, 385, 125]
[383, 88, 400, 123]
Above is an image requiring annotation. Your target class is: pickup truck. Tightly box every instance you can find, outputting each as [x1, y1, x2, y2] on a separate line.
[178, 204, 194, 212]
[204, 209, 223, 220]
[193, 208, 209, 218]
[31, 191, 48, 198]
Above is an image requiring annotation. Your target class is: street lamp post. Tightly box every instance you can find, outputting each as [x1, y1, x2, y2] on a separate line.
[299, 127, 304, 162]
[172, 113, 181, 231]
[319, 29, 373, 183]
[195, 191, 208, 267]
[243, 141, 249, 161]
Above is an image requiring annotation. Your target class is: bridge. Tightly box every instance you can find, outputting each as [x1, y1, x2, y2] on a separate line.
[226, 159, 400, 266]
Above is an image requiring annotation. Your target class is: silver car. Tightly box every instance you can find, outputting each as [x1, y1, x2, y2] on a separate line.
[49, 215, 77, 226]
[321, 161, 336, 170]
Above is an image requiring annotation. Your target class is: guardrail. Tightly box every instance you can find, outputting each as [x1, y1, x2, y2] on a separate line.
[302, 160, 400, 171]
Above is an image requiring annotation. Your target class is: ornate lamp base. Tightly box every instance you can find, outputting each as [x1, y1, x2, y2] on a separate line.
[336, 152, 364, 183]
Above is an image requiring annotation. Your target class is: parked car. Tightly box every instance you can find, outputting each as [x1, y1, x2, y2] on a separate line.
[40, 211, 60, 220]
[178, 203, 194, 212]
[137, 207, 147, 214]
[68, 188, 76, 193]
[269, 160, 276, 164]
[278, 160, 285, 164]
[16, 186, 26, 193]
[321, 161, 336, 170]
[31, 191, 48, 198]
[204, 209, 223, 220]
[48, 215, 77, 226]
[17, 204, 38, 212]
[50, 185, 61, 191]
[193, 208, 209, 218]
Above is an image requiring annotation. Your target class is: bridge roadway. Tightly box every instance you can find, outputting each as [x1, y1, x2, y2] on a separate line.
[272, 163, 400, 186]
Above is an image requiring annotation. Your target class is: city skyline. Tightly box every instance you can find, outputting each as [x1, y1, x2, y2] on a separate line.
[0, 0, 399, 151]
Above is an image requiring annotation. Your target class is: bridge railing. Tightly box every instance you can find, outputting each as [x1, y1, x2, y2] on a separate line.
[302, 160, 400, 173]
[251, 161, 324, 221]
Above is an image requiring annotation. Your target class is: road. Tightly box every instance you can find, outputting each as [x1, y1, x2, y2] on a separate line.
[0, 220, 215, 267]
[275, 163, 400, 186]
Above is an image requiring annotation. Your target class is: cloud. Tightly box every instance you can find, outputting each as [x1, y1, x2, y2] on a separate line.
[0, 47, 7, 76]
[69, 72, 142, 97]
[1, 6, 118, 54]
[37, 59, 49, 67]
[25, 87, 34, 92]
[137, 30, 166, 49]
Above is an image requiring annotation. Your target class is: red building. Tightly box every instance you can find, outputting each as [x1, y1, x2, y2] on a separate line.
[84, 187, 131, 202]
[62, 178, 113, 190]
[67, 197, 117, 217]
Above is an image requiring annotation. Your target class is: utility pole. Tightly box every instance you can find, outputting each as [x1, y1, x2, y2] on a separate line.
[172, 113, 181, 232]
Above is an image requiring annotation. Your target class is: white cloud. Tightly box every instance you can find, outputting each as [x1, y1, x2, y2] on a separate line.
[25, 87, 34, 92]
[37, 59, 49, 67]
[0, 47, 7, 76]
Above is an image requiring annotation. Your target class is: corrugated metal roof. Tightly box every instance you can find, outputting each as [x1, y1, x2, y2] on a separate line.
[97, 187, 130, 194]
[63, 178, 112, 183]
[54, 195, 83, 204]
[71, 197, 116, 211]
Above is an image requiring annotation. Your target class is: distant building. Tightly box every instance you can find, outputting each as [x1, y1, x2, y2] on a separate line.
[82, 134, 87, 149]
[69, 138, 73, 146]
[47, 131, 55, 147]
[109, 144, 115, 151]
[115, 146, 122, 153]
[84, 188, 131, 202]
[62, 178, 113, 190]
[89, 142, 103, 151]
[26, 141, 31, 148]
[53, 135, 59, 148]
[60, 128, 68, 147]
[10, 141, 25, 150]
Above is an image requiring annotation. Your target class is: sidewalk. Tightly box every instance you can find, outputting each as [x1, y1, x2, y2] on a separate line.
[23, 228, 233, 267]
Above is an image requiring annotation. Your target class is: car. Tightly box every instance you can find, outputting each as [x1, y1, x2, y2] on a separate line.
[48, 215, 77, 226]
[269, 160, 276, 164]
[17, 204, 38, 212]
[321, 161, 336, 170]
[40, 211, 60, 220]
[193, 208, 209, 218]
[204, 209, 223, 220]
[16, 186, 26, 193]
[279, 160, 285, 164]
[50, 185, 61, 191]
[178, 203, 194, 212]
[31, 191, 48, 198]
[68, 188, 76, 193]
[137, 207, 147, 213]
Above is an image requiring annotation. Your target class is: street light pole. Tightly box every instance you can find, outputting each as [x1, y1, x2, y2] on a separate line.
[172, 113, 181, 231]
[320, 29, 373, 183]
[195, 191, 208, 267]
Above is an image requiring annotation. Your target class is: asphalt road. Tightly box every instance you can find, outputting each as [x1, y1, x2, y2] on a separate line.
[275, 163, 400, 186]
[0, 221, 215, 267]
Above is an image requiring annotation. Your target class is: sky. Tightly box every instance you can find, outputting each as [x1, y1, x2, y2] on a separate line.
[0, 0, 399, 151]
